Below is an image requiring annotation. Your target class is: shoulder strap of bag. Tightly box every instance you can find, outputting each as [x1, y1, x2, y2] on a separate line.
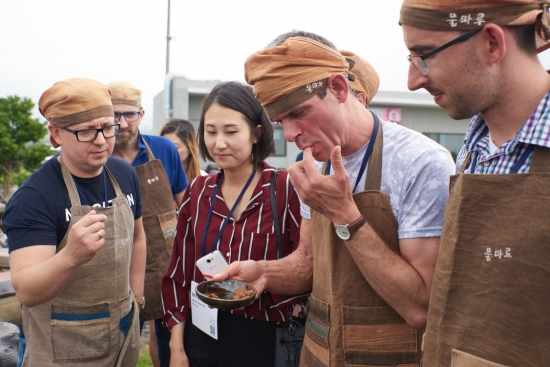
[270, 170, 283, 259]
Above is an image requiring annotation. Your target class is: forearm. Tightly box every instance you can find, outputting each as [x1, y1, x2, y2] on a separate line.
[169, 321, 185, 353]
[345, 224, 431, 328]
[258, 247, 312, 295]
[11, 247, 79, 308]
[129, 221, 146, 298]
[129, 243, 145, 298]
[259, 219, 313, 295]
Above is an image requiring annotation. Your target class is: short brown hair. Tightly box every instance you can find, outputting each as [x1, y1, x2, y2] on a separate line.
[506, 24, 537, 56]
[198, 82, 275, 167]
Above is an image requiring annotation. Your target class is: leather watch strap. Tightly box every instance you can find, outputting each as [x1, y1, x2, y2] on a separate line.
[347, 215, 367, 235]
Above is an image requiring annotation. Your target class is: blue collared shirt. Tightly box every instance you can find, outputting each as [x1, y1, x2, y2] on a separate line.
[456, 91, 550, 174]
[133, 132, 188, 195]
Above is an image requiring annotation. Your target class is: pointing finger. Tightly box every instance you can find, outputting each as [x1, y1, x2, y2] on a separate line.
[301, 147, 319, 176]
[329, 146, 345, 175]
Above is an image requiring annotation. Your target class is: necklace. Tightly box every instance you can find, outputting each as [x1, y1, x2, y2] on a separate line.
[225, 181, 243, 195]
[224, 169, 255, 195]
[227, 185, 239, 195]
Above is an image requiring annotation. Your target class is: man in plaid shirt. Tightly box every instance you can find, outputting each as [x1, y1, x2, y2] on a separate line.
[401, 1, 550, 366]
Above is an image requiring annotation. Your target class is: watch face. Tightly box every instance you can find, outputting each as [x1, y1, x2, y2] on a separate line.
[335, 225, 351, 240]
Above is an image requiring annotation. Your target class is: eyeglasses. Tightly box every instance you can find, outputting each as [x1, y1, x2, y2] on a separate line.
[114, 111, 141, 122]
[61, 123, 120, 142]
[407, 29, 481, 75]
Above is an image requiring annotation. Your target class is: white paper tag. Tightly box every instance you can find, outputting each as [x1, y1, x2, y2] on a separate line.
[191, 281, 218, 339]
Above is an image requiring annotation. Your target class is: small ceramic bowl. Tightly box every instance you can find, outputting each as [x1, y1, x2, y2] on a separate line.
[196, 280, 257, 310]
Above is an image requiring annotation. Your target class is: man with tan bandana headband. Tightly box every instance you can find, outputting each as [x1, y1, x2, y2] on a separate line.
[295, 49, 379, 162]
[3, 78, 146, 366]
[108, 81, 188, 367]
[401, 1, 550, 366]
[214, 32, 456, 367]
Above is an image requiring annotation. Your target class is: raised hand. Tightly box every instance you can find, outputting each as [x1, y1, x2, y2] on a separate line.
[65, 210, 108, 266]
[288, 146, 357, 224]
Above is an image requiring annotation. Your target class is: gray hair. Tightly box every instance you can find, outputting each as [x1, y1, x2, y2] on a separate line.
[265, 30, 337, 49]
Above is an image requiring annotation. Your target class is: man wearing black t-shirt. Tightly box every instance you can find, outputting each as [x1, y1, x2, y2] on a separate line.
[3, 78, 146, 366]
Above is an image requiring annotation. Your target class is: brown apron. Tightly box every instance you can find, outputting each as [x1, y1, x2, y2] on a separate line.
[301, 126, 423, 367]
[134, 138, 177, 322]
[20, 156, 139, 367]
[422, 147, 550, 367]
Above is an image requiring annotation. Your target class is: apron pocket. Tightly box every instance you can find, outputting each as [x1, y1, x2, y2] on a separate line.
[158, 209, 177, 256]
[119, 301, 134, 338]
[342, 306, 420, 367]
[303, 295, 330, 366]
[50, 303, 110, 363]
[451, 349, 508, 367]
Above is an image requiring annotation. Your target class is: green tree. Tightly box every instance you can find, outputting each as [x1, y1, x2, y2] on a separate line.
[0, 96, 52, 203]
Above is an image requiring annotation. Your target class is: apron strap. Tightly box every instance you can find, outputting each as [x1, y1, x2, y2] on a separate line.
[528, 145, 550, 173]
[460, 152, 473, 173]
[104, 165, 124, 197]
[141, 137, 156, 162]
[59, 154, 124, 206]
[59, 154, 83, 207]
[364, 119, 384, 191]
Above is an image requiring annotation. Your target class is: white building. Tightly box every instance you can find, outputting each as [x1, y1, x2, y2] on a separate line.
[153, 76, 470, 170]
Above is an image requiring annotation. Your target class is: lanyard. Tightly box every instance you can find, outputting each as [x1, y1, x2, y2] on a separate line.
[325, 112, 380, 193]
[74, 168, 108, 206]
[201, 169, 256, 257]
[469, 145, 535, 174]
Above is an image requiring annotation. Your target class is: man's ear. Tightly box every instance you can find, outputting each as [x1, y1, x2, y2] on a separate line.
[480, 23, 507, 65]
[355, 92, 367, 106]
[48, 125, 62, 147]
[327, 73, 350, 103]
[139, 108, 145, 119]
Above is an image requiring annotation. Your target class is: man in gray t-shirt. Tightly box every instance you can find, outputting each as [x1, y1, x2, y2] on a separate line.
[302, 121, 454, 240]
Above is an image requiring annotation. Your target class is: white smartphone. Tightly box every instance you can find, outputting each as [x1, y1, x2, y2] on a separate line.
[196, 250, 229, 279]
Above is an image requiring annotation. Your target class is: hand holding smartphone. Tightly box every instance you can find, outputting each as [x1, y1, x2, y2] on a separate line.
[197, 251, 229, 279]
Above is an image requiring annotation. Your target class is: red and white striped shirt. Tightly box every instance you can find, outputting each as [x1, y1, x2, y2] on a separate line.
[162, 163, 306, 328]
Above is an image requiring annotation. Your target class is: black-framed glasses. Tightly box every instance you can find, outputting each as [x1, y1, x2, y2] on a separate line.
[407, 29, 481, 75]
[61, 123, 120, 142]
[114, 111, 141, 122]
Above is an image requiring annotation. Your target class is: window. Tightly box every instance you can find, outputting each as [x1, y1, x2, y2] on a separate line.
[424, 133, 465, 161]
[271, 126, 286, 157]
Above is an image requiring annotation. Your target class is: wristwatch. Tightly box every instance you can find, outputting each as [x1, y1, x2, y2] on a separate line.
[335, 215, 367, 240]
[136, 296, 146, 310]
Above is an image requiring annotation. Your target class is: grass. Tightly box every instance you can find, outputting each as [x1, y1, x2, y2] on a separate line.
[137, 345, 154, 367]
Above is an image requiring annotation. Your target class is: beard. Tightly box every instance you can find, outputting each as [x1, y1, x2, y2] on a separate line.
[429, 49, 497, 121]
[115, 128, 137, 146]
[445, 91, 481, 120]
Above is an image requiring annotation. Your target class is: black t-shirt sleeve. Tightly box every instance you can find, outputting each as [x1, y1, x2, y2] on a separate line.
[3, 185, 60, 252]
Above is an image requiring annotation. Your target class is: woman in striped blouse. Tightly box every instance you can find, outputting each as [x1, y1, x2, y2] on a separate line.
[162, 82, 307, 367]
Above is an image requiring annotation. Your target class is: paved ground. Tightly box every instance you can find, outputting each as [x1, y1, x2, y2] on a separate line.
[140, 321, 151, 352]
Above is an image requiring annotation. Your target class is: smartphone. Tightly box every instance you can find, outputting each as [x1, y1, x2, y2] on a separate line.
[196, 250, 229, 279]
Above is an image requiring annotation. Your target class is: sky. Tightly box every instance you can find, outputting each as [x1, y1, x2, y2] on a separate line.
[2, 0, 550, 131]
